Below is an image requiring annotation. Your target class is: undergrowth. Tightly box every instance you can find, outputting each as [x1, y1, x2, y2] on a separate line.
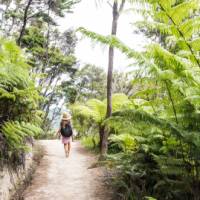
[81, 134, 99, 152]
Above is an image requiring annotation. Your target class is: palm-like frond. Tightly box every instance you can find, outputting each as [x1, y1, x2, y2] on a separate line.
[86, 99, 106, 122]
[0, 38, 43, 168]
[2, 121, 43, 151]
[78, 27, 142, 60]
[71, 93, 132, 124]
[105, 93, 132, 111]
[106, 109, 184, 138]
[109, 133, 137, 152]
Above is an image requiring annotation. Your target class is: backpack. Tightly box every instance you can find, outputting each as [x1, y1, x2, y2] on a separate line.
[60, 124, 73, 137]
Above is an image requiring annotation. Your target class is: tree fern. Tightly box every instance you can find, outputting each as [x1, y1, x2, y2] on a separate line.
[77, 1, 200, 199]
[0, 38, 43, 168]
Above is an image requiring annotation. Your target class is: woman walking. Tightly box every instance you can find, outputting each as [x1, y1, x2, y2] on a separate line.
[56, 113, 73, 157]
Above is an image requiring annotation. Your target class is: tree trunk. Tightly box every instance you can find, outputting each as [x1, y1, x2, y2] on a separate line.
[100, 0, 125, 156]
[106, 1, 118, 118]
[99, 125, 105, 149]
[40, 3, 51, 77]
[42, 78, 60, 128]
[17, 0, 33, 46]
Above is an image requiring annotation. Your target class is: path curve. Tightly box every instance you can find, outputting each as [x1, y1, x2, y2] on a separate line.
[23, 140, 111, 200]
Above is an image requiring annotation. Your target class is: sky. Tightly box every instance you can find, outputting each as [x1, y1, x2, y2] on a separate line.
[53, 0, 149, 126]
[58, 0, 148, 71]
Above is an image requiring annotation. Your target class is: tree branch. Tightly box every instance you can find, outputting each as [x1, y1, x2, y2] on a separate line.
[118, 0, 126, 13]
[17, 0, 33, 46]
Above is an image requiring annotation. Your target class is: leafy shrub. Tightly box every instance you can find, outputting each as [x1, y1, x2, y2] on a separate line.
[109, 133, 137, 153]
[0, 39, 43, 169]
[81, 134, 99, 151]
[105, 109, 200, 200]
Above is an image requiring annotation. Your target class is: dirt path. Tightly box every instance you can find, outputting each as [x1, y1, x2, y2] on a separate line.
[23, 140, 111, 200]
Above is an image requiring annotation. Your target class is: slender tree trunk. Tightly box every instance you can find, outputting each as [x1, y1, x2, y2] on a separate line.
[42, 78, 60, 128]
[45, 5, 50, 68]
[41, 3, 51, 74]
[17, 0, 33, 46]
[42, 73, 57, 98]
[38, 4, 51, 87]
[106, 1, 118, 118]
[100, 0, 125, 156]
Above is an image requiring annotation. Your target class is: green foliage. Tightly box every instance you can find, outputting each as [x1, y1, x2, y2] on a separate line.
[0, 0, 79, 133]
[19, 23, 78, 131]
[71, 93, 132, 137]
[78, 0, 200, 199]
[0, 38, 43, 169]
[81, 134, 100, 151]
[64, 64, 107, 102]
[67, 65, 135, 102]
[71, 93, 133, 162]
[112, 72, 135, 96]
[2, 121, 43, 151]
[78, 27, 141, 60]
[109, 133, 137, 152]
[0, 0, 80, 36]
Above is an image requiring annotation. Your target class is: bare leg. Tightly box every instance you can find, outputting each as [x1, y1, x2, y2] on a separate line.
[68, 142, 71, 156]
[64, 144, 68, 156]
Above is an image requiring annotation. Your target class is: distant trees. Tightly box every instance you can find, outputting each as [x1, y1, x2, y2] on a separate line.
[62, 63, 135, 104]
[112, 71, 134, 96]
[0, 0, 79, 40]
[0, 0, 79, 131]
[62, 64, 107, 103]
[21, 26, 77, 127]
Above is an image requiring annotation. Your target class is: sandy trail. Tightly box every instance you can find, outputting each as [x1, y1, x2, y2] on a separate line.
[23, 140, 111, 200]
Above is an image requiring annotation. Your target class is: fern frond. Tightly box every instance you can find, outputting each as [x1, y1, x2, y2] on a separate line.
[78, 27, 142, 60]
[106, 109, 184, 138]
